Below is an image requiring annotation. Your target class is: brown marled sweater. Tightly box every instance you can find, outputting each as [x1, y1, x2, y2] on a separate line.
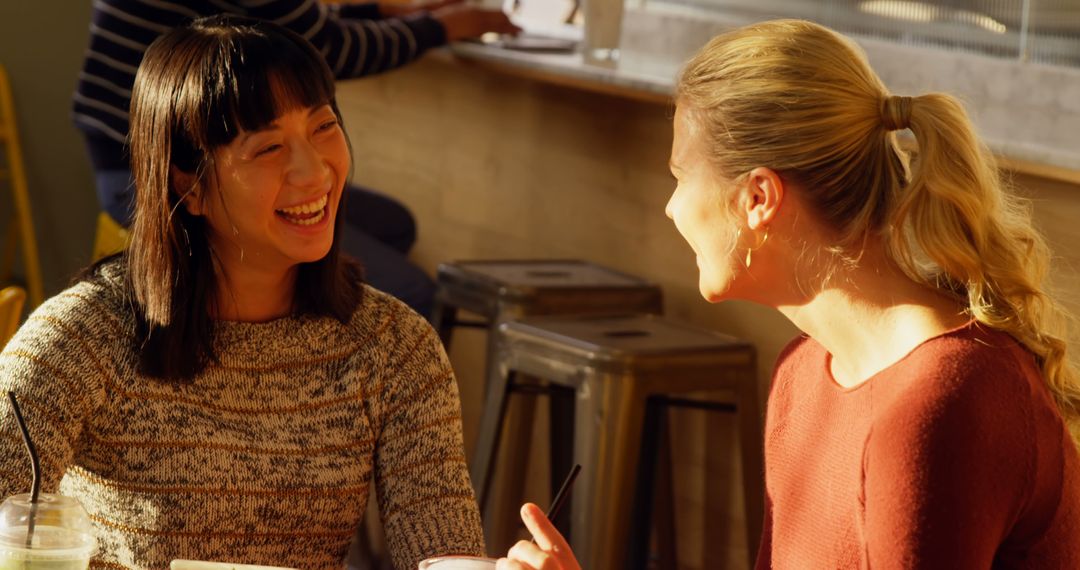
[0, 263, 484, 570]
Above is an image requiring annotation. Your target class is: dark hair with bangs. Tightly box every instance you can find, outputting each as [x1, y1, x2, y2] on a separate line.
[123, 14, 363, 381]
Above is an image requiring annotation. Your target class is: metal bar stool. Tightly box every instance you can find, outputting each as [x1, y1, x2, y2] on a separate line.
[473, 314, 763, 570]
[432, 260, 663, 547]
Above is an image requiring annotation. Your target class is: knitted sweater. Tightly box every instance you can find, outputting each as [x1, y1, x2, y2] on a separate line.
[0, 264, 484, 570]
[75, 0, 447, 146]
[758, 322, 1080, 568]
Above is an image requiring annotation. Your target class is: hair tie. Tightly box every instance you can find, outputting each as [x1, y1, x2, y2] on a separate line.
[882, 95, 913, 131]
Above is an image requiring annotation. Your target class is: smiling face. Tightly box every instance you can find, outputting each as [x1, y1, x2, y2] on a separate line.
[183, 102, 349, 280]
[666, 105, 745, 302]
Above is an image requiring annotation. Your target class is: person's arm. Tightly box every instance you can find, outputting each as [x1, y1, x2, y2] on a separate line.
[863, 360, 1033, 568]
[328, 1, 383, 20]
[239, 0, 518, 79]
[331, 0, 466, 20]
[369, 301, 484, 570]
[0, 287, 110, 498]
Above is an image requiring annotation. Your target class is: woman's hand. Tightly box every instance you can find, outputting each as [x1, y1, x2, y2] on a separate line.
[377, 0, 463, 18]
[432, 2, 520, 42]
[496, 503, 582, 570]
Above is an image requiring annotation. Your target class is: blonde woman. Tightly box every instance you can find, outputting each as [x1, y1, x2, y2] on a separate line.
[499, 19, 1080, 569]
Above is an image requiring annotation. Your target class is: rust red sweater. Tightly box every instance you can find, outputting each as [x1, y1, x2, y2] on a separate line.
[758, 322, 1080, 568]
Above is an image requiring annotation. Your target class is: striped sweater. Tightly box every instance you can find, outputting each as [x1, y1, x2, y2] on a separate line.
[75, 0, 447, 144]
[0, 263, 484, 570]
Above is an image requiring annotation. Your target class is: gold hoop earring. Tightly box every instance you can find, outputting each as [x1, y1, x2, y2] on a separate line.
[181, 225, 193, 257]
[745, 228, 769, 269]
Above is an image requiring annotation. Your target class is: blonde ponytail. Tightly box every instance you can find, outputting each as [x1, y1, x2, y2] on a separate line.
[677, 19, 1080, 434]
[890, 94, 1080, 427]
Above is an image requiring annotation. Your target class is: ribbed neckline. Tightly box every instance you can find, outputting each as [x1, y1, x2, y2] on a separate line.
[821, 320, 980, 394]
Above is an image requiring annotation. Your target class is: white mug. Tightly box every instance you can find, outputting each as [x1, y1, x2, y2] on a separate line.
[417, 556, 498, 570]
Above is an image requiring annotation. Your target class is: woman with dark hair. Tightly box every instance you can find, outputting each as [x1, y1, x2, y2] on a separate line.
[77, 0, 519, 319]
[499, 19, 1080, 570]
[0, 16, 482, 570]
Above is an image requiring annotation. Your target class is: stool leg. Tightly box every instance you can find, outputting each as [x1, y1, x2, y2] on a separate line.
[549, 384, 576, 538]
[653, 404, 678, 570]
[430, 300, 457, 349]
[578, 378, 648, 570]
[471, 370, 515, 511]
[489, 385, 537, 553]
[627, 396, 664, 570]
[737, 367, 765, 567]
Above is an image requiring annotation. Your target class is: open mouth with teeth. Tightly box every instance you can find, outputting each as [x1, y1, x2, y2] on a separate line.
[276, 194, 329, 226]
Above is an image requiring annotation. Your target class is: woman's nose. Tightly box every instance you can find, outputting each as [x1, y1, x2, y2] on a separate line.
[286, 139, 329, 187]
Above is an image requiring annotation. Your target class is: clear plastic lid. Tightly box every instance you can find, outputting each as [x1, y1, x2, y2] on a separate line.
[0, 494, 97, 560]
[417, 557, 497, 570]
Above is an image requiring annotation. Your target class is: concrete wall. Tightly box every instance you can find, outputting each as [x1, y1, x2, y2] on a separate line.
[0, 2, 97, 295]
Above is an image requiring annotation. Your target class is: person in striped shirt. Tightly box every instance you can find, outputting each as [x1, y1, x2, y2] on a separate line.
[2, 15, 484, 569]
[75, 0, 518, 318]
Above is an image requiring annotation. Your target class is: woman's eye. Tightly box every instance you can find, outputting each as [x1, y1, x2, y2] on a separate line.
[316, 120, 339, 133]
[255, 144, 282, 157]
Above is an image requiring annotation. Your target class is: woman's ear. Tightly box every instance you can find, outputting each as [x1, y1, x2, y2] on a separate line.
[170, 165, 202, 216]
[742, 166, 785, 231]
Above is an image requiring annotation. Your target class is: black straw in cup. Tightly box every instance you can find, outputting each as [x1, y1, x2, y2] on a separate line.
[7, 391, 41, 547]
[531, 463, 581, 545]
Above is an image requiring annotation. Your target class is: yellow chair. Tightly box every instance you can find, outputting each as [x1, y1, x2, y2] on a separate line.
[92, 211, 130, 262]
[0, 285, 26, 350]
[0, 64, 44, 309]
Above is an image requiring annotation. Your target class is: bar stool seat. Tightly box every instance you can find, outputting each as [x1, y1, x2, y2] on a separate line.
[472, 314, 763, 570]
[431, 259, 663, 349]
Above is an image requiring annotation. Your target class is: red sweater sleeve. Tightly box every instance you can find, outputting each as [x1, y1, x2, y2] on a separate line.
[755, 490, 773, 569]
[862, 350, 1034, 568]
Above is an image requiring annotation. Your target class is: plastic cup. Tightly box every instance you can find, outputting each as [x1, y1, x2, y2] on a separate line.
[0, 494, 97, 570]
[417, 556, 497, 570]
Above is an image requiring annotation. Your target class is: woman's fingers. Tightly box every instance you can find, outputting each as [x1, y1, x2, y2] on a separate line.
[506, 540, 561, 570]
[495, 557, 531, 570]
[519, 503, 581, 570]
[500, 503, 582, 570]
[520, 503, 569, 554]
[424, 0, 465, 11]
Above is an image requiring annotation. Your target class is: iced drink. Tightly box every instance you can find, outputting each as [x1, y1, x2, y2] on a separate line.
[0, 494, 96, 570]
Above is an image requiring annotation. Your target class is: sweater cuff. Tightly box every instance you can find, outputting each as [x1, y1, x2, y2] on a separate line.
[405, 13, 449, 51]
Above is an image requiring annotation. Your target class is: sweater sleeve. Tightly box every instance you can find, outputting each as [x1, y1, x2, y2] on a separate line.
[862, 351, 1034, 568]
[370, 301, 484, 570]
[236, 0, 447, 79]
[0, 286, 111, 499]
[754, 490, 773, 569]
[332, 2, 383, 21]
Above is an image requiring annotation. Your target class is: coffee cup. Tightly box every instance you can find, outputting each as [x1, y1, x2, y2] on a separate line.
[418, 556, 497, 570]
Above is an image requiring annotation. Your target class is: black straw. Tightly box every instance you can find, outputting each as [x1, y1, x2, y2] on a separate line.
[531, 463, 581, 544]
[545, 464, 581, 520]
[7, 391, 40, 546]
